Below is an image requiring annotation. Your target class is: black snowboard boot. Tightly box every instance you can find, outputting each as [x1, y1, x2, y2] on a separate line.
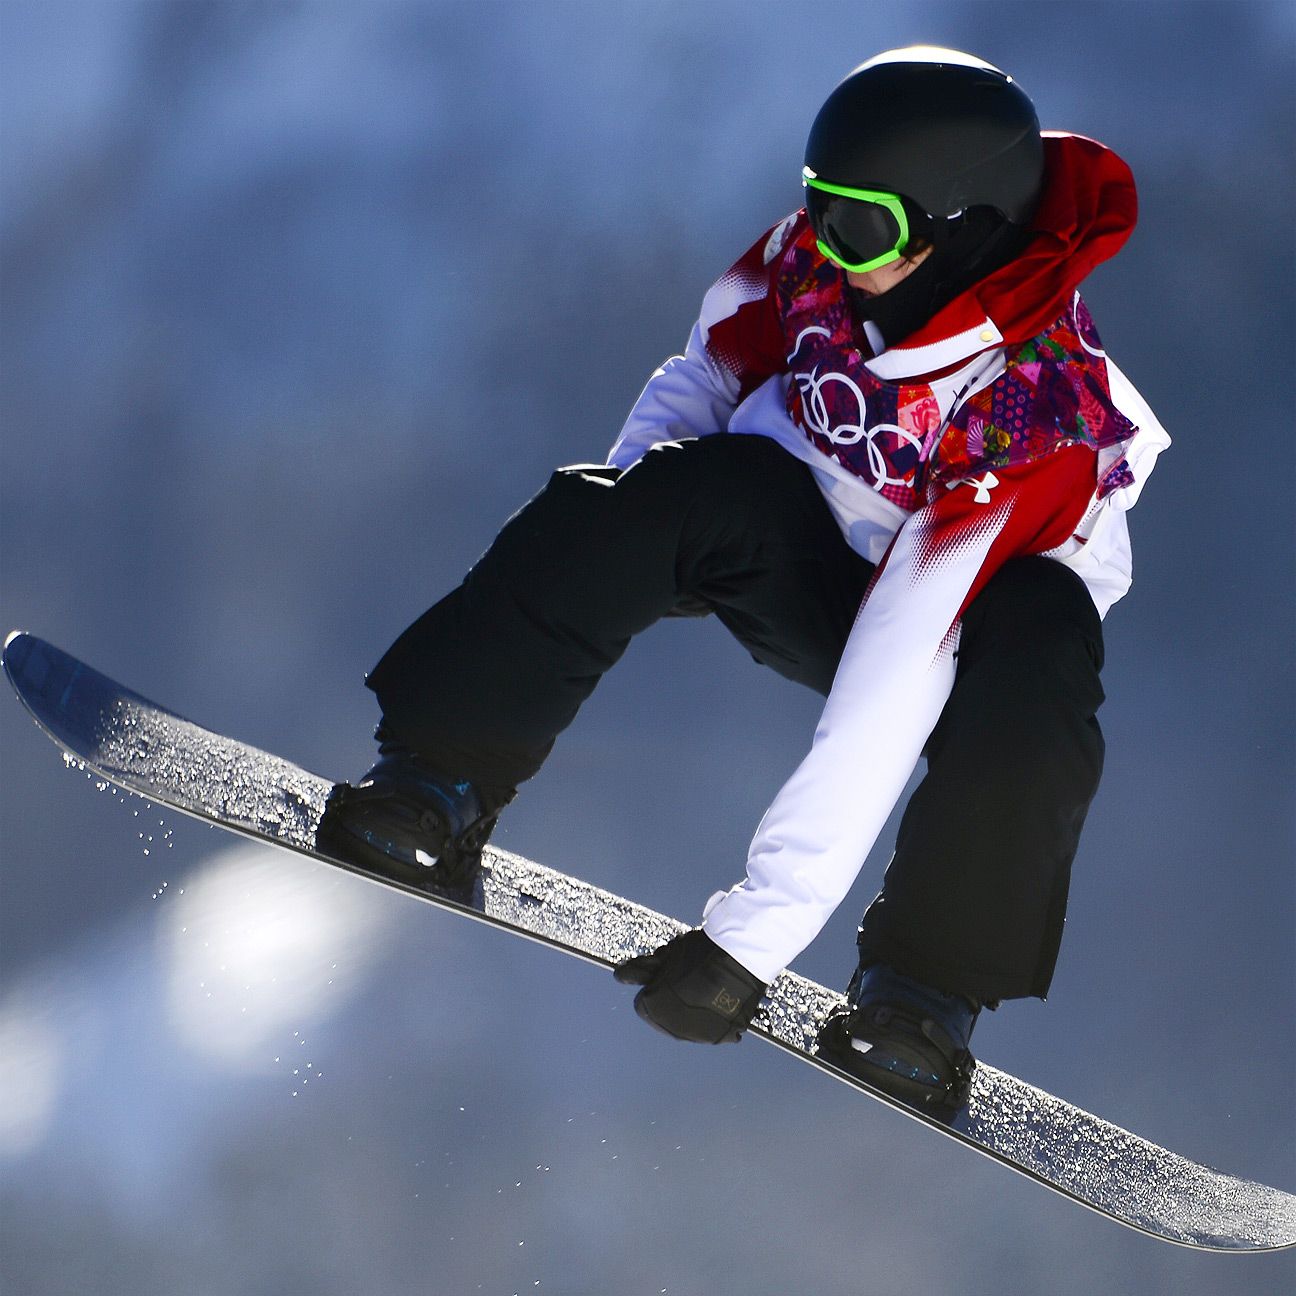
[815, 963, 979, 1114]
[316, 731, 514, 900]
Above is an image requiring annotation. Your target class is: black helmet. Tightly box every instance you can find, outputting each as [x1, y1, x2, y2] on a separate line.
[804, 46, 1044, 227]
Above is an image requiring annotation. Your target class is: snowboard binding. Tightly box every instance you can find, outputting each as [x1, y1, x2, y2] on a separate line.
[815, 964, 979, 1114]
[316, 742, 513, 901]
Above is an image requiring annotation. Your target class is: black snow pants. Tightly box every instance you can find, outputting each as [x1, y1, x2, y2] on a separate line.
[366, 435, 1106, 1002]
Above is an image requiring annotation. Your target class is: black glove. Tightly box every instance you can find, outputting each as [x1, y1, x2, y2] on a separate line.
[613, 929, 767, 1044]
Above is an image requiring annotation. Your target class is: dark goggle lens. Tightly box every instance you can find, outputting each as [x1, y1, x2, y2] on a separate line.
[805, 186, 904, 269]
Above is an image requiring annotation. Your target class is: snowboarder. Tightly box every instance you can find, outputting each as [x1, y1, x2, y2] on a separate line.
[318, 46, 1170, 1111]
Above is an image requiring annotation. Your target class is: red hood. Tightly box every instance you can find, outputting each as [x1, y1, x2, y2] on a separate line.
[899, 132, 1137, 350]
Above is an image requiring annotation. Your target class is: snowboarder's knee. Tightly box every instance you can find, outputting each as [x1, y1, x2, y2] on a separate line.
[965, 557, 1104, 673]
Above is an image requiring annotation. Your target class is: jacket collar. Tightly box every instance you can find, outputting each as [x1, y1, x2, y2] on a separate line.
[864, 133, 1137, 380]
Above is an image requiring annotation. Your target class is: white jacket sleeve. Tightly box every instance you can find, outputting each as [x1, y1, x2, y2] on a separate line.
[606, 321, 741, 469]
[702, 446, 1100, 984]
[700, 502, 966, 984]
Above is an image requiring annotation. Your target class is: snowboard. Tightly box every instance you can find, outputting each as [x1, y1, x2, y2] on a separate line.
[4, 629, 1294, 1253]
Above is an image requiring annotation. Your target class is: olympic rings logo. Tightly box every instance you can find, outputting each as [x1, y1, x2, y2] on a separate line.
[787, 328, 922, 494]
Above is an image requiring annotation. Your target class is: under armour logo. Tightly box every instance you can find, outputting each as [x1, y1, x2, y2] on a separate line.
[945, 472, 1000, 504]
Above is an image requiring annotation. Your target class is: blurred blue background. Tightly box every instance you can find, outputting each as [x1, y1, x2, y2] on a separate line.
[1, 2, 1292, 1292]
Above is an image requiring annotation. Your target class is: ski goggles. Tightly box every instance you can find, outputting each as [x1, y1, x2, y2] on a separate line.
[802, 167, 911, 273]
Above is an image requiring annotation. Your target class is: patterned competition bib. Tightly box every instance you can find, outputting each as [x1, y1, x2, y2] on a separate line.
[776, 227, 1136, 511]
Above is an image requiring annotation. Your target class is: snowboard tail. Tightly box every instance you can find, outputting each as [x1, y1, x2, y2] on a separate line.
[4, 630, 1294, 1253]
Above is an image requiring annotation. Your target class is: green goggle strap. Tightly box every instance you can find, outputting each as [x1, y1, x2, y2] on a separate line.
[801, 168, 910, 273]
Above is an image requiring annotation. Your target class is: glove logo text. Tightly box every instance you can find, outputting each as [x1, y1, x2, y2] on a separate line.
[711, 988, 742, 1016]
